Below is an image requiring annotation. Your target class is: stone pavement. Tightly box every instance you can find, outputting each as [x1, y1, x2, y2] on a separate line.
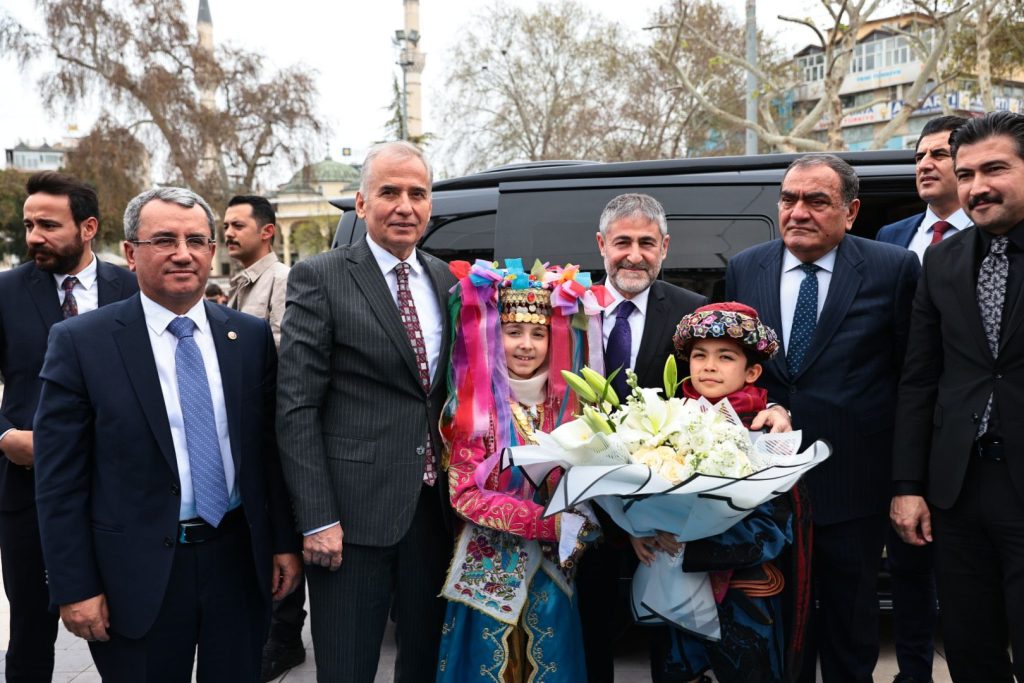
[0, 570, 953, 682]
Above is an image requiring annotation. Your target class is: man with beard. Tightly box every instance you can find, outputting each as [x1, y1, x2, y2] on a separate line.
[893, 111, 1024, 680]
[0, 171, 137, 681]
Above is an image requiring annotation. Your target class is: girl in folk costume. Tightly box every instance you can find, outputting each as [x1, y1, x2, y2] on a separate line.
[436, 259, 609, 683]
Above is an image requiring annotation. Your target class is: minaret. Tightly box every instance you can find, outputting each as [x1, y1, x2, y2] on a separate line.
[403, 0, 425, 140]
[197, 0, 215, 111]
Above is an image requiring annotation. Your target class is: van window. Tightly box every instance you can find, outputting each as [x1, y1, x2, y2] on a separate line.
[420, 213, 496, 263]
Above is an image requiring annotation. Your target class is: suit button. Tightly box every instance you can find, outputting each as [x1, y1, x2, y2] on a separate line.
[170, 484, 180, 496]
[972, 413, 980, 423]
[163, 537, 174, 548]
[995, 373, 1003, 380]
[416, 446, 426, 455]
[789, 386, 797, 395]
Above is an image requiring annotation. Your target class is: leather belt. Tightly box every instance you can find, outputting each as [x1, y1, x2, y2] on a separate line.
[974, 438, 1005, 462]
[177, 506, 245, 544]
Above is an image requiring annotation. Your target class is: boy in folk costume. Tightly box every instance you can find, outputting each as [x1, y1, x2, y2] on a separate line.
[436, 259, 608, 682]
[638, 302, 811, 683]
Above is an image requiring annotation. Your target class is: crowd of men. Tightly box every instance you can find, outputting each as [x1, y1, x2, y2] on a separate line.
[0, 110, 1022, 683]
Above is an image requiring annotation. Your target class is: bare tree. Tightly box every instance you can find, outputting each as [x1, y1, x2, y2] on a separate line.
[0, 0, 325, 203]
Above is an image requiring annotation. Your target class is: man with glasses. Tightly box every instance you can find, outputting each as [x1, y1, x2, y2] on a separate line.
[32, 187, 301, 681]
[726, 155, 920, 682]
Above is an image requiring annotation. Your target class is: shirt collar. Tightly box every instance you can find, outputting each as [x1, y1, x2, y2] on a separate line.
[920, 206, 972, 232]
[53, 253, 97, 290]
[232, 251, 280, 286]
[140, 292, 210, 338]
[783, 246, 837, 274]
[605, 281, 650, 316]
[366, 234, 424, 277]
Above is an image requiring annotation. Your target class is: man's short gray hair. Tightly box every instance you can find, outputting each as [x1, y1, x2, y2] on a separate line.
[359, 141, 433, 196]
[598, 193, 668, 237]
[123, 187, 216, 241]
[783, 154, 860, 205]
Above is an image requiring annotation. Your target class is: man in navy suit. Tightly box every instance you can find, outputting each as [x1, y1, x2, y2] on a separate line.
[0, 171, 137, 682]
[727, 155, 920, 682]
[876, 115, 967, 683]
[878, 115, 971, 261]
[33, 187, 301, 682]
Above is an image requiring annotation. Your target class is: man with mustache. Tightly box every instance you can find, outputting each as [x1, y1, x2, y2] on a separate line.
[893, 111, 1024, 680]
[875, 115, 968, 683]
[0, 171, 137, 681]
[224, 195, 290, 351]
[727, 155, 920, 682]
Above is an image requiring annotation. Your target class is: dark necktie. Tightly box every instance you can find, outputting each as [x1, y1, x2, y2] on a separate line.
[605, 300, 636, 400]
[976, 235, 1009, 435]
[930, 220, 952, 245]
[167, 316, 229, 526]
[787, 263, 820, 377]
[61, 276, 79, 319]
[394, 262, 437, 486]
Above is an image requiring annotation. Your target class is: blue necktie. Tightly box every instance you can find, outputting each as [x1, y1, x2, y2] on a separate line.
[787, 263, 820, 377]
[167, 316, 229, 526]
[605, 300, 636, 400]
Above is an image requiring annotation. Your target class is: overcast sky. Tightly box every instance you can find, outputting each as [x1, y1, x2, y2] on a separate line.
[0, 0, 806, 184]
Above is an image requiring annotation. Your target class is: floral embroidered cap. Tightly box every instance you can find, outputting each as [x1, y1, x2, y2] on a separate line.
[672, 301, 780, 360]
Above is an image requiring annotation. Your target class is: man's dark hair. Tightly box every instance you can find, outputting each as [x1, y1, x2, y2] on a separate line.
[915, 115, 968, 151]
[783, 153, 859, 205]
[25, 171, 99, 226]
[228, 195, 276, 227]
[951, 111, 1024, 162]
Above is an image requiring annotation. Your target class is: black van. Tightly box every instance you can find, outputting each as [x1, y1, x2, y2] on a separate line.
[331, 150, 922, 302]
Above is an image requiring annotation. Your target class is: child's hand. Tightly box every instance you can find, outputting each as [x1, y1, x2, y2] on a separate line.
[751, 405, 792, 433]
[629, 535, 658, 566]
[654, 531, 684, 556]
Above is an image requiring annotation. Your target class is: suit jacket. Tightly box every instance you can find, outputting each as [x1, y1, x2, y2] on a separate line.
[0, 259, 137, 512]
[894, 226, 1024, 507]
[32, 296, 298, 638]
[726, 235, 920, 524]
[276, 237, 456, 547]
[876, 212, 924, 248]
[630, 280, 708, 388]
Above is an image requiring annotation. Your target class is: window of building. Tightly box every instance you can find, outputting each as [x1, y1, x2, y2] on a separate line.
[798, 52, 825, 82]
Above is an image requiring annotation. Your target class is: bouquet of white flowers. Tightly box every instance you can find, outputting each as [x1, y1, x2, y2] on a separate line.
[503, 357, 830, 639]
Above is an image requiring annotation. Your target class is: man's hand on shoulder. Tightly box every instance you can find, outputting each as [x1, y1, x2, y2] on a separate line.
[303, 523, 343, 571]
[0, 429, 34, 467]
[890, 495, 932, 546]
[271, 553, 303, 600]
[751, 405, 792, 433]
[60, 594, 110, 642]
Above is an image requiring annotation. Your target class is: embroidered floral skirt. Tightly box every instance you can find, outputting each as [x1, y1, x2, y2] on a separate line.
[436, 568, 586, 683]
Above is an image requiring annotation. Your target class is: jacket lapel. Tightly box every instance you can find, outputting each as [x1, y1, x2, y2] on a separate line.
[26, 266, 62, 330]
[111, 296, 178, 477]
[755, 243, 787, 382]
[207, 302, 243, 473]
[348, 238, 422, 385]
[96, 259, 126, 307]
[421, 252, 453, 392]
[795, 238, 863, 380]
[949, 231, 993, 359]
[635, 281, 672, 382]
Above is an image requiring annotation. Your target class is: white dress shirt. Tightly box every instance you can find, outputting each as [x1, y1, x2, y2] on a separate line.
[906, 207, 972, 263]
[366, 234, 443, 383]
[601, 283, 651, 371]
[53, 254, 99, 314]
[140, 294, 239, 521]
[780, 248, 837, 352]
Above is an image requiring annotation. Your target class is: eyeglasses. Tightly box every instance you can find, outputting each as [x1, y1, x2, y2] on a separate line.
[130, 236, 214, 253]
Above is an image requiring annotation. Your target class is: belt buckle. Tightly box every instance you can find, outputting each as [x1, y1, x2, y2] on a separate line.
[178, 520, 208, 544]
[978, 439, 1005, 461]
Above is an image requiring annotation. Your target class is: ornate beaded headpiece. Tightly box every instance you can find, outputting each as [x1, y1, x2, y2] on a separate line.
[499, 286, 552, 325]
[673, 302, 780, 360]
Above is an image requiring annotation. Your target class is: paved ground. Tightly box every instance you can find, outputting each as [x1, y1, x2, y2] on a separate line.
[0, 574, 952, 682]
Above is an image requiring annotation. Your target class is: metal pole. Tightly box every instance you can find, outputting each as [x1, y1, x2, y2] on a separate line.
[745, 0, 758, 156]
[401, 56, 409, 141]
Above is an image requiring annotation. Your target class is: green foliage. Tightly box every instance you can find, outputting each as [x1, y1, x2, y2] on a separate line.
[0, 169, 28, 259]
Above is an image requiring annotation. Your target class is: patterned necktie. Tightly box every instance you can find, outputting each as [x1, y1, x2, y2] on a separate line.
[167, 316, 229, 525]
[787, 263, 820, 377]
[976, 235, 1009, 436]
[394, 262, 437, 486]
[604, 300, 636, 400]
[61, 276, 80, 319]
[930, 220, 952, 245]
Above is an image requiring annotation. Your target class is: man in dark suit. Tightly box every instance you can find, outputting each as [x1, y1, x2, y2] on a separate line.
[892, 111, 1024, 681]
[877, 115, 971, 260]
[876, 115, 968, 683]
[0, 171, 137, 682]
[727, 155, 920, 682]
[32, 187, 301, 682]
[276, 141, 455, 682]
